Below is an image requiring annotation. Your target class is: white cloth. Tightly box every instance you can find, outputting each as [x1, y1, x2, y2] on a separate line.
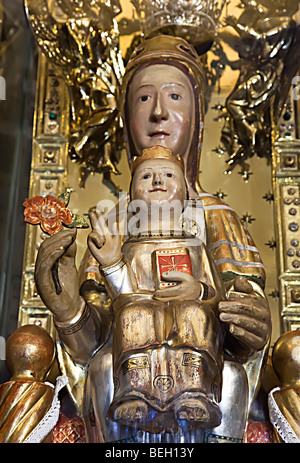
[24, 375, 68, 443]
[268, 387, 300, 443]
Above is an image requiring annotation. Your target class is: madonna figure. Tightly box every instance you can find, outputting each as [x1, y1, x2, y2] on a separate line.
[34, 35, 271, 442]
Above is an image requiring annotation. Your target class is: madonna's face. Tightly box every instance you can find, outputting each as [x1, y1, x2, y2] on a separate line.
[128, 64, 194, 158]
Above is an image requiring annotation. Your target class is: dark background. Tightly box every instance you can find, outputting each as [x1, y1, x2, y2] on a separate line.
[0, 0, 37, 381]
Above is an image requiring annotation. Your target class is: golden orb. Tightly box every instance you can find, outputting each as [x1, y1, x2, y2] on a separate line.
[5, 324, 55, 382]
[272, 330, 300, 388]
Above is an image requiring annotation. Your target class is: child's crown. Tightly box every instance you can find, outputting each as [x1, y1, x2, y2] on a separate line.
[131, 146, 184, 173]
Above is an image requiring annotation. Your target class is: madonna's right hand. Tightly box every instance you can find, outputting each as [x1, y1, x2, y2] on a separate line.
[34, 229, 82, 323]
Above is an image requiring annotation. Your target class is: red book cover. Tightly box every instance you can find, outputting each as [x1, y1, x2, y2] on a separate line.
[152, 248, 193, 289]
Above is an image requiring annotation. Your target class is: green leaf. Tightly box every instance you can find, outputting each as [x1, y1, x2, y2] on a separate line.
[58, 188, 72, 206]
[68, 214, 89, 229]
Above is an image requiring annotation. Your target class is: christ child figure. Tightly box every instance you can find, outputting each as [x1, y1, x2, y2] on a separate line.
[88, 146, 226, 432]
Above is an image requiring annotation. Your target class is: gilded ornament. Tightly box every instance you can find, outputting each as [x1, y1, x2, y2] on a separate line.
[122, 356, 150, 374]
[262, 192, 274, 203]
[265, 239, 276, 250]
[241, 212, 256, 225]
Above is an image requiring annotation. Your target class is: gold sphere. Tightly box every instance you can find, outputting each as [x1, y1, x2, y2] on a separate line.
[6, 324, 55, 382]
[272, 330, 300, 388]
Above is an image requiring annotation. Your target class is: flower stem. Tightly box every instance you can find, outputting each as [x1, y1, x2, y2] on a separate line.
[51, 261, 62, 295]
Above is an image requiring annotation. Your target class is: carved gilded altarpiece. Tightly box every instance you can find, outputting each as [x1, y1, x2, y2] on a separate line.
[19, 0, 300, 346]
[9, 0, 300, 443]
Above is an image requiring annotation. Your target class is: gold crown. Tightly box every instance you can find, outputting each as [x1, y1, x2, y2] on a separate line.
[131, 146, 184, 173]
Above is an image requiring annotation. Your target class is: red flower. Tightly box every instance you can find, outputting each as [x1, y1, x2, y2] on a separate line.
[23, 195, 73, 235]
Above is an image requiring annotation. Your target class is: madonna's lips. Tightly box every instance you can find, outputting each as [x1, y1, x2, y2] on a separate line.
[149, 131, 170, 137]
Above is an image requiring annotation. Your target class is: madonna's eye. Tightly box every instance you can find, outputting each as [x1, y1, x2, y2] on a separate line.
[140, 95, 149, 102]
[170, 93, 180, 101]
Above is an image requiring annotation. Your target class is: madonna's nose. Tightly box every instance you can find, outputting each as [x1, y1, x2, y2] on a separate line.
[150, 94, 168, 122]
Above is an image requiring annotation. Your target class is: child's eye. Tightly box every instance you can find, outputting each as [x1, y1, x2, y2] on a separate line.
[170, 93, 180, 100]
[143, 173, 151, 179]
[166, 173, 173, 177]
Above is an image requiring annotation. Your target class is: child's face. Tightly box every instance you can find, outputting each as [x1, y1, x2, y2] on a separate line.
[131, 158, 186, 207]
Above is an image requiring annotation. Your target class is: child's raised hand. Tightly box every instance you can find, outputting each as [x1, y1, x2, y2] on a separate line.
[88, 210, 122, 267]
